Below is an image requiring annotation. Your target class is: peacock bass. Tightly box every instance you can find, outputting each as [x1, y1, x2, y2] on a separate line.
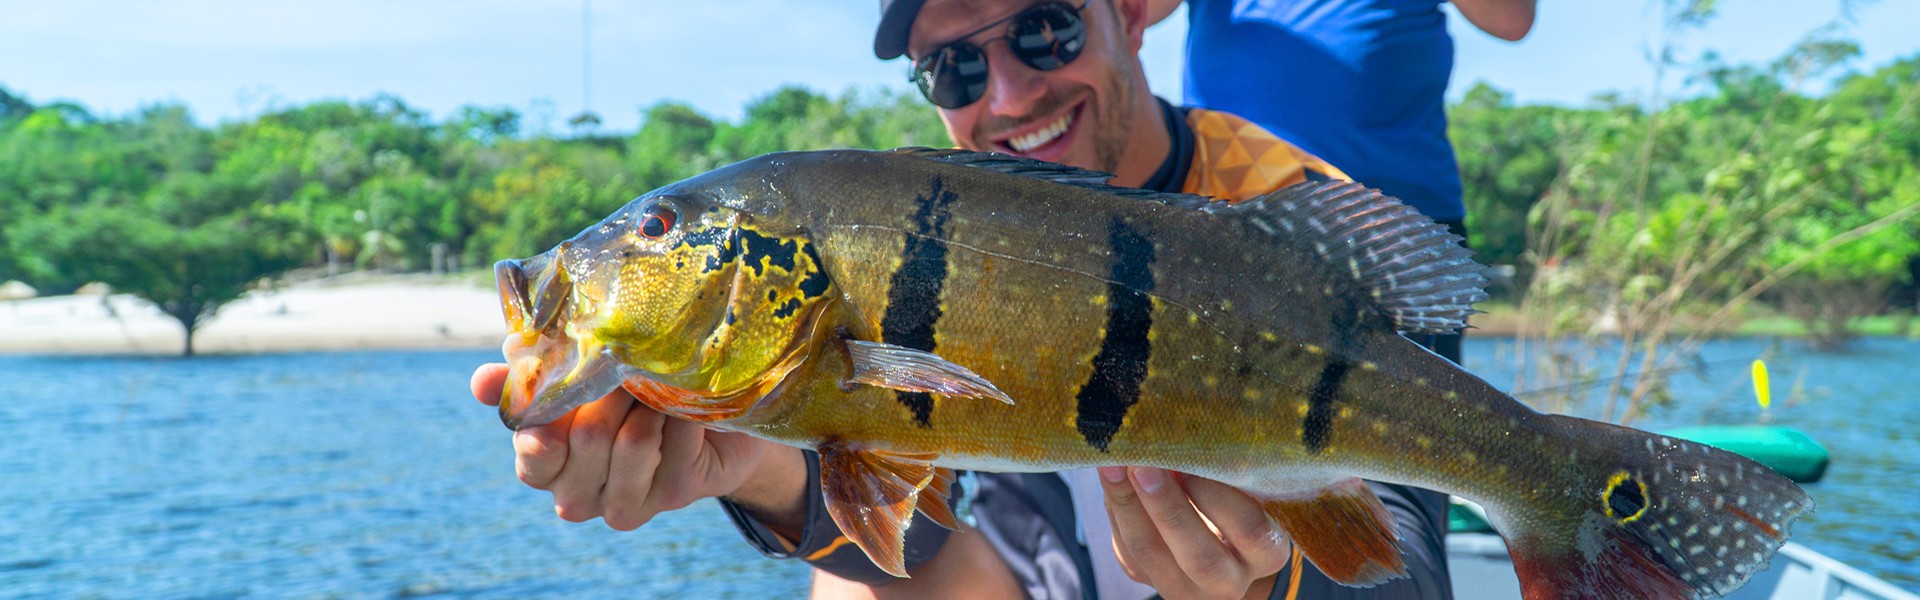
[492, 148, 1810, 599]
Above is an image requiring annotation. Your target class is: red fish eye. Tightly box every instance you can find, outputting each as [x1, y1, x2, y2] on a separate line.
[638, 204, 677, 239]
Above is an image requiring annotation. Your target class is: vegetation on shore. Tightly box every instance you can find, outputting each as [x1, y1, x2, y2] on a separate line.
[1, 7, 1914, 365]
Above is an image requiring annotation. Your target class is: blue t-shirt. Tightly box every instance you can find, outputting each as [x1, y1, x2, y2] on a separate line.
[1182, 0, 1465, 221]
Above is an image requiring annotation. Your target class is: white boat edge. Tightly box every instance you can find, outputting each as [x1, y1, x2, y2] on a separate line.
[1448, 531, 1920, 600]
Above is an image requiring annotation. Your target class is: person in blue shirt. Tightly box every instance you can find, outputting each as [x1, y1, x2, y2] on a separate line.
[1150, 0, 1535, 363]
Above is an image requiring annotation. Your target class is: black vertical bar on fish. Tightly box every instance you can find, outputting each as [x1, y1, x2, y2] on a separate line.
[1075, 219, 1157, 452]
[1303, 300, 1367, 454]
[1303, 359, 1349, 453]
[879, 179, 959, 428]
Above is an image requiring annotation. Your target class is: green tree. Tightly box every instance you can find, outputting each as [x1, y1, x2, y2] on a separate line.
[9, 173, 299, 356]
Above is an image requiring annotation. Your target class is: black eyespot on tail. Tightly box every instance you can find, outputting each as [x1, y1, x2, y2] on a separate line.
[1603, 471, 1650, 524]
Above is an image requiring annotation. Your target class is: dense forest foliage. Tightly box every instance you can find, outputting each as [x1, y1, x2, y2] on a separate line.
[1, 47, 1915, 357]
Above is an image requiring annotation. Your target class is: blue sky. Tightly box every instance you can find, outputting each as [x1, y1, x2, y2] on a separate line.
[2, 0, 1916, 132]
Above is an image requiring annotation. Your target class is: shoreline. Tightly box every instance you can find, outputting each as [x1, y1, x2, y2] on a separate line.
[3, 276, 1908, 356]
[0, 275, 506, 356]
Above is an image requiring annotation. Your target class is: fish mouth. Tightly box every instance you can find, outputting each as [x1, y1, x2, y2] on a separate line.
[494, 257, 626, 430]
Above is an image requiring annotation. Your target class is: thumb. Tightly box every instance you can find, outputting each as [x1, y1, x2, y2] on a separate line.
[471, 363, 509, 407]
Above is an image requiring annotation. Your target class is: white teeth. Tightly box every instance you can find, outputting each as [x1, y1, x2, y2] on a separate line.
[1009, 112, 1073, 153]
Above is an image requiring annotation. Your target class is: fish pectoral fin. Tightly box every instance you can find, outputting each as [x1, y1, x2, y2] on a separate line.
[1258, 477, 1408, 587]
[818, 442, 943, 578]
[844, 340, 1015, 405]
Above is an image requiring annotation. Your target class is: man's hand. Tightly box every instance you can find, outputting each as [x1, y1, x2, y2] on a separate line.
[1099, 466, 1295, 600]
[470, 363, 807, 534]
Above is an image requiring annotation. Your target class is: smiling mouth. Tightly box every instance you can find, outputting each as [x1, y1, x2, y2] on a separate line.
[1007, 110, 1074, 153]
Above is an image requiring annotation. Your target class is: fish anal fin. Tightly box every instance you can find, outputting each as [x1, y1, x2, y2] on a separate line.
[1507, 527, 1692, 600]
[916, 468, 962, 531]
[1258, 478, 1407, 587]
[845, 340, 1014, 405]
[1494, 416, 1814, 599]
[817, 442, 941, 578]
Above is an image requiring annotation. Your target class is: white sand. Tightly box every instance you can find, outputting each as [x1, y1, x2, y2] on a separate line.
[0, 275, 508, 355]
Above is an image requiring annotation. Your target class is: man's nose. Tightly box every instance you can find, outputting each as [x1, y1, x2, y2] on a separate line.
[983, 44, 1048, 115]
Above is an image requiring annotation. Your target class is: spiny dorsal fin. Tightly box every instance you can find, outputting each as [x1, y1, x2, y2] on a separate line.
[1206, 181, 1489, 334]
[888, 147, 1211, 210]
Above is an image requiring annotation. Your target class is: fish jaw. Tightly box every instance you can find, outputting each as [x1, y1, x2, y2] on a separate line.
[498, 327, 626, 430]
[493, 256, 626, 430]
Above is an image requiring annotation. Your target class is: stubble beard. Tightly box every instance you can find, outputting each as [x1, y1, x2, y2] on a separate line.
[964, 70, 1134, 175]
[1089, 65, 1134, 176]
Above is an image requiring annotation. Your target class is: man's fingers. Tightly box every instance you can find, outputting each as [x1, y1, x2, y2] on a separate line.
[1129, 468, 1247, 594]
[644, 415, 710, 516]
[601, 403, 667, 531]
[1106, 503, 1148, 583]
[471, 363, 508, 407]
[1183, 476, 1294, 574]
[1100, 467, 1198, 596]
[514, 412, 574, 488]
[546, 392, 633, 522]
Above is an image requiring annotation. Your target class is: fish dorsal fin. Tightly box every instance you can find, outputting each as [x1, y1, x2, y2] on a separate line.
[888, 147, 1212, 210]
[817, 442, 942, 578]
[1206, 181, 1488, 334]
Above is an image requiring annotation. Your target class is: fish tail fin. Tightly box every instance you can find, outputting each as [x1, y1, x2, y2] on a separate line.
[1491, 417, 1813, 599]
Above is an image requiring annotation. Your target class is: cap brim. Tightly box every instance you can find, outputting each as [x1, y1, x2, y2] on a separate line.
[874, 0, 925, 59]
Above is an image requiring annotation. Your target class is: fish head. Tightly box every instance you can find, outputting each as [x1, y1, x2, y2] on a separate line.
[495, 161, 834, 429]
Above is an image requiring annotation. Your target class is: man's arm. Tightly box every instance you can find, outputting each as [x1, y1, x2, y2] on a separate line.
[1152, 0, 1536, 42]
[811, 529, 1024, 599]
[1147, 0, 1184, 27]
[1450, 0, 1536, 41]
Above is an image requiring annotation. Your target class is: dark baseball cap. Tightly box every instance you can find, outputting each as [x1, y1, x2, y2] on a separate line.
[874, 0, 927, 59]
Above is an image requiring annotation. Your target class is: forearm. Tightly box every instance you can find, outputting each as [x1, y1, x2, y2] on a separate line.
[809, 528, 1022, 599]
[721, 445, 810, 540]
[1449, 0, 1536, 41]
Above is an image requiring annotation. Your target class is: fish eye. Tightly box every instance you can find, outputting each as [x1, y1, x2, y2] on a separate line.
[638, 202, 677, 239]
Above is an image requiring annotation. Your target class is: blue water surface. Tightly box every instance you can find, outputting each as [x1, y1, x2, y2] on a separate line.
[0, 338, 1913, 597]
[0, 350, 807, 599]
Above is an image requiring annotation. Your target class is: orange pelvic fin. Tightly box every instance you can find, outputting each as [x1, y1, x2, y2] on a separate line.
[1259, 477, 1407, 587]
[817, 442, 943, 578]
[844, 340, 1015, 404]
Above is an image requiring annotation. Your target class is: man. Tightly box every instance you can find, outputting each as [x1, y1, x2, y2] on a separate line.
[470, 0, 1452, 597]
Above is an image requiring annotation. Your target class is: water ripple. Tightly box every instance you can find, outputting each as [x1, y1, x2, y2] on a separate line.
[1, 342, 1909, 595]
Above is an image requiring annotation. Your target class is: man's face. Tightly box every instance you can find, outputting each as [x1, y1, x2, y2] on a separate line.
[909, 0, 1145, 174]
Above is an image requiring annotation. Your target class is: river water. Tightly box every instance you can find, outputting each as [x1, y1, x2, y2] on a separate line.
[1, 338, 1913, 597]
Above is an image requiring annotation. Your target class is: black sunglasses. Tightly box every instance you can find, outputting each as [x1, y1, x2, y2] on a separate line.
[909, 0, 1090, 109]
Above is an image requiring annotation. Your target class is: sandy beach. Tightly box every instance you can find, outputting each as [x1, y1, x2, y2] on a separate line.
[0, 272, 1530, 356]
[0, 274, 507, 355]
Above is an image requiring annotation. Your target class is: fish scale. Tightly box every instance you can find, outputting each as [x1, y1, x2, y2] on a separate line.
[493, 147, 1811, 599]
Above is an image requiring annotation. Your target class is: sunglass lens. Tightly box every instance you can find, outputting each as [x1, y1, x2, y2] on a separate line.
[1011, 3, 1084, 71]
[918, 43, 989, 109]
